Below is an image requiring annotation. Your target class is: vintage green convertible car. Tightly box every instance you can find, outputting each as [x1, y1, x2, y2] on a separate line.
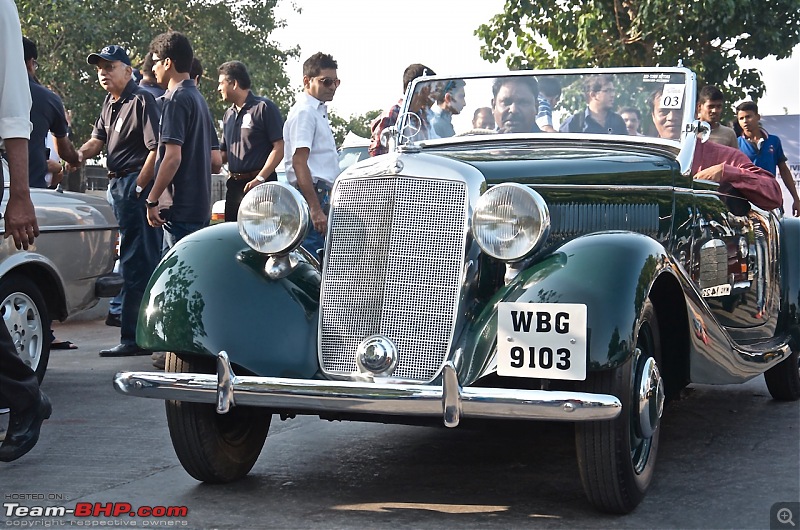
[114, 67, 800, 514]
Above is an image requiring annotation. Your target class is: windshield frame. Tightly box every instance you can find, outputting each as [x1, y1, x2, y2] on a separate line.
[397, 66, 698, 149]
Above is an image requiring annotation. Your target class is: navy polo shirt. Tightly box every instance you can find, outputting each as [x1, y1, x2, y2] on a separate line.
[220, 91, 283, 174]
[156, 79, 220, 223]
[91, 79, 159, 172]
[28, 76, 69, 188]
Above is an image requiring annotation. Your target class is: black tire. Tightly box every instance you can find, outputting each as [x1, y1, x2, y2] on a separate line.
[764, 347, 800, 401]
[0, 274, 52, 383]
[575, 299, 664, 514]
[165, 352, 272, 483]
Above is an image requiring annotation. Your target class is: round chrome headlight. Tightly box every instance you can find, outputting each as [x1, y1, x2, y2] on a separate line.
[237, 182, 309, 255]
[472, 183, 549, 261]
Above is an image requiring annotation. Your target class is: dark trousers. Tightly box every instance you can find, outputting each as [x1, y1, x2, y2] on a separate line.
[162, 220, 209, 257]
[0, 321, 38, 411]
[109, 172, 163, 346]
[224, 174, 277, 222]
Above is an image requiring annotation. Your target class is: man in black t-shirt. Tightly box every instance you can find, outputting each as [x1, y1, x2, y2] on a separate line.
[217, 60, 284, 221]
[145, 31, 221, 251]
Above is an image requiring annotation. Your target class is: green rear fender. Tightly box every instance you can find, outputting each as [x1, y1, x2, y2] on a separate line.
[459, 232, 674, 385]
[136, 223, 321, 378]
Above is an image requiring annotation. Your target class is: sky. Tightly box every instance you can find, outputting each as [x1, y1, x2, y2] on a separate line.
[272, 0, 800, 120]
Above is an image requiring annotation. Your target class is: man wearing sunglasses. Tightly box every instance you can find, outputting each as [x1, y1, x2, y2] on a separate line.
[283, 52, 340, 257]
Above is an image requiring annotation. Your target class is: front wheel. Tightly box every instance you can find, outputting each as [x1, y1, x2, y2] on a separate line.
[764, 347, 800, 401]
[575, 299, 664, 513]
[165, 352, 272, 483]
[0, 274, 52, 383]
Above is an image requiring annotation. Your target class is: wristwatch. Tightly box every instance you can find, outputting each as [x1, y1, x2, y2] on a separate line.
[255, 175, 266, 183]
[145, 199, 159, 208]
[135, 185, 143, 194]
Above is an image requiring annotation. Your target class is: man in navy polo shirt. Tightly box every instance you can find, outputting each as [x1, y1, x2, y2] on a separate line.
[217, 60, 284, 221]
[21, 37, 81, 189]
[77, 44, 162, 357]
[145, 31, 221, 250]
[737, 101, 799, 216]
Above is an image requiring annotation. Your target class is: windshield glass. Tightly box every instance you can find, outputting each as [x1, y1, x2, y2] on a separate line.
[399, 68, 695, 145]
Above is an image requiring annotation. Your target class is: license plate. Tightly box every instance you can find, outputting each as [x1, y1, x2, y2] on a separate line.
[497, 302, 587, 380]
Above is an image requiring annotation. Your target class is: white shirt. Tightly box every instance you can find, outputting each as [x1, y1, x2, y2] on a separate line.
[283, 91, 338, 186]
[0, 0, 33, 151]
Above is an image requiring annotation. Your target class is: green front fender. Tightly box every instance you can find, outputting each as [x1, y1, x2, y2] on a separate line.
[459, 232, 673, 385]
[136, 223, 321, 378]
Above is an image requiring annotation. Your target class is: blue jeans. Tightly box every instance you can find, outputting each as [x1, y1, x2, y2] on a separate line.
[108, 261, 122, 316]
[109, 172, 163, 345]
[162, 220, 209, 257]
[301, 181, 331, 258]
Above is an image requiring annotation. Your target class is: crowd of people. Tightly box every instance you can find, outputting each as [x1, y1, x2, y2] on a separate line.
[0, 0, 795, 463]
[368, 66, 796, 214]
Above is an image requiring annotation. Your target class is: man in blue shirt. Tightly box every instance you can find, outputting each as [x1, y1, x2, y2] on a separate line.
[736, 101, 799, 216]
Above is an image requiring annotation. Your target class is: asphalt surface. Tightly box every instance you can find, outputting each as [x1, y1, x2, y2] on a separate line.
[0, 315, 798, 529]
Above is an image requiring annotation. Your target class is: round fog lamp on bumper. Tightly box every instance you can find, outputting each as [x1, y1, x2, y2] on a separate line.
[237, 182, 309, 255]
[472, 183, 549, 261]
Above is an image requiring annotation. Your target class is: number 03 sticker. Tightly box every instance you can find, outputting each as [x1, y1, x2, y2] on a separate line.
[660, 84, 685, 109]
[497, 302, 587, 381]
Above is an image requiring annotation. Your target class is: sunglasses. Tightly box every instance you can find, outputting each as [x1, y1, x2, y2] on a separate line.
[314, 77, 340, 88]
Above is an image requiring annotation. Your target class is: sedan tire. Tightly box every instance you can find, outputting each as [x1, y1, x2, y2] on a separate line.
[165, 352, 272, 483]
[0, 274, 52, 382]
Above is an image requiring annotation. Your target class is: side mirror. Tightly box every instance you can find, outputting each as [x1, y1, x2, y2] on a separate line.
[678, 120, 711, 176]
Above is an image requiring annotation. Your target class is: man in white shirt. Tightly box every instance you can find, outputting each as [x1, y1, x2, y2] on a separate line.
[283, 52, 340, 257]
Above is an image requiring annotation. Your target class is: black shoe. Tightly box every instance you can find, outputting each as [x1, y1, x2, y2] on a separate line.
[0, 390, 52, 462]
[105, 312, 121, 327]
[99, 344, 149, 357]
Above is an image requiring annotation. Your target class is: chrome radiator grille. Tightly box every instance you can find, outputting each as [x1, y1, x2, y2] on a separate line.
[320, 176, 468, 382]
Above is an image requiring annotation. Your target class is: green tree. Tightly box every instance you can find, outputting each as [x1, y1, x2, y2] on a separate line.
[17, 0, 298, 145]
[328, 109, 381, 146]
[476, 0, 800, 106]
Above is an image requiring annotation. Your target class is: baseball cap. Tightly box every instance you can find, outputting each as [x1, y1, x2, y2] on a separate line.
[87, 45, 131, 66]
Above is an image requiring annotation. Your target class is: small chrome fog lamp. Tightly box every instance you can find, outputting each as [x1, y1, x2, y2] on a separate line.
[472, 183, 549, 261]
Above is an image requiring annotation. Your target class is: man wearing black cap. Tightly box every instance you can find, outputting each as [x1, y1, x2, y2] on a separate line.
[76, 44, 162, 357]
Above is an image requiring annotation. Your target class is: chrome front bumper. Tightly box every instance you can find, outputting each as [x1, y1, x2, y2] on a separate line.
[113, 352, 622, 428]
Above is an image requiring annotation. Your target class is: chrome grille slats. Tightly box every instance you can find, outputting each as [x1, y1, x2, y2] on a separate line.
[320, 176, 468, 382]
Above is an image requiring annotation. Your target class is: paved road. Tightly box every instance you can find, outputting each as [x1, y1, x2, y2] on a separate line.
[1, 317, 798, 529]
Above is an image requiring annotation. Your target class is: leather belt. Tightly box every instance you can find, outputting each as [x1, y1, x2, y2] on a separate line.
[107, 167, 142, 179]
[229, 170, 260, 181]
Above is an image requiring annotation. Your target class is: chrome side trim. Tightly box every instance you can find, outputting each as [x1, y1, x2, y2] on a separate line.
[114, 357, 622, 426]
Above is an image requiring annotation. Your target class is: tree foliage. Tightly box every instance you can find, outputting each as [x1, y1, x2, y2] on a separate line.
[17, 0, 299, 144]
[329, 109, 381, 146]
[476, 0, 800, 107]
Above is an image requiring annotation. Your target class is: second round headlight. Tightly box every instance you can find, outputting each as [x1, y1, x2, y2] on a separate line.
[237, 182, 309, 255]
[472, 183, 549, 261]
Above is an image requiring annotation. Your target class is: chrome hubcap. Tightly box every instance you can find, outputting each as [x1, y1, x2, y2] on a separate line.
[1, 292, 44, 371]
[636, 356, 664, 439]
